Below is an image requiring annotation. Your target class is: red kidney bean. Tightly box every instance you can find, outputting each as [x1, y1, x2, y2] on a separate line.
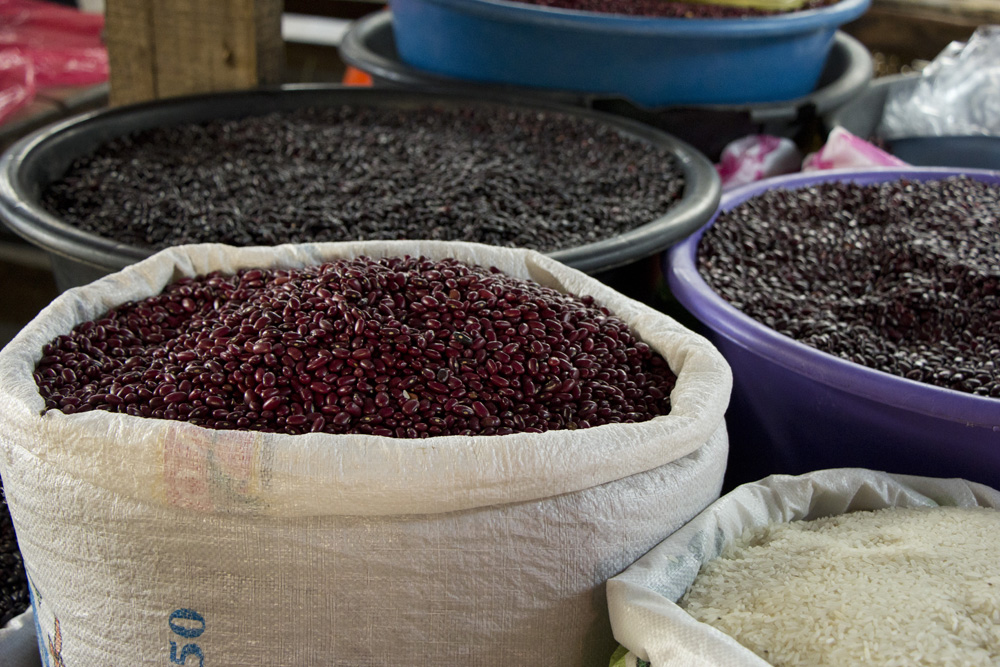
[36, 256, 678, 435]
[510, 0, 833, 17]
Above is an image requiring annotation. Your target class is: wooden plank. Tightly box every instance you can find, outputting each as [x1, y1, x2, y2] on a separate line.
[842, 0, 991, 75]
[255, 0, 286, 88]
[104, 0, 284, 105]
[872, 0, 1000, 23]
[150, 0, 284, 97]
[105, 0, 156, 106]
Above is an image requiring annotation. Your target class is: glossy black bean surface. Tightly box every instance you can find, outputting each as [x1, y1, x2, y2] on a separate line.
[697, 176, 1000, 398]
[40, 105, 685, 254]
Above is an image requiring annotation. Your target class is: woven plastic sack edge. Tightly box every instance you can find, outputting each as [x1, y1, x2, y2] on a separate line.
[606, 467, 1000, 666]
[0, 240, 733, 517]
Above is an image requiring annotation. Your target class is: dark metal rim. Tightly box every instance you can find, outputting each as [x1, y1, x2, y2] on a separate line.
[0, 84, 720, 275]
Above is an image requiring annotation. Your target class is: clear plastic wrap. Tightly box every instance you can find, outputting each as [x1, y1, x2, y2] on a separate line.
[879, 25, 1000, 139]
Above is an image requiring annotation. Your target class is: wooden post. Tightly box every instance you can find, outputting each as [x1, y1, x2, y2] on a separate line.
[105, 0, 285, 107]
[870, 0, 1000, 23]
[105, 0, 156, 105]
[843, 0, 1000, 76]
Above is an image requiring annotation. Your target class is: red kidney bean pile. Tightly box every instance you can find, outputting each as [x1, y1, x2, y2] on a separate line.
[39, 104, 685, 254]
[509, 0, 835, 18]
[0, 483, 28, 627]
[697, 176, 1000, 398]
[34, 256, 678, 436]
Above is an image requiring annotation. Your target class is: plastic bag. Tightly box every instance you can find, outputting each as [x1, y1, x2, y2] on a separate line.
[20, 44, 107, 88]
[0, 0, 107, 99]
[879, 25, 1000, 139]
[0, 241, 732, 667]
[802, 126, 908, 171]
[606, 468, 1000, 667]
[0, 47, 33, 125]
[715, 135, 802, 191]
[0, 0, 105, 37]
[716, 129, 907, 189]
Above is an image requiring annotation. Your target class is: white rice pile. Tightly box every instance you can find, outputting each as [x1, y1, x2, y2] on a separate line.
[678, 506, 1000, 666]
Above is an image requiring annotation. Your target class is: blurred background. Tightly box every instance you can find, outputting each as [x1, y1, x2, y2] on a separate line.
[0, 0, 996, 349]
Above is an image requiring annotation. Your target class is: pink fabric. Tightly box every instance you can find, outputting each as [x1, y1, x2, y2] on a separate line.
[0, 0, 104, 44]
[23, 45, 107, 87]
[0, 0, 107, 125]
[0, 47, 33, 125]
[716, 134, 803, 191]
[803, 127, 909, 171]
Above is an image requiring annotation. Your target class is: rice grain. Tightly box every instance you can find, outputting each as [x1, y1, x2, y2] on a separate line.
[678, 506, 1000, 666]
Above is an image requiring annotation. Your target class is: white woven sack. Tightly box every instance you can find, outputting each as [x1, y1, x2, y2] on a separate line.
[606, 468, 1000, 667]
[0, 240, 732, 667]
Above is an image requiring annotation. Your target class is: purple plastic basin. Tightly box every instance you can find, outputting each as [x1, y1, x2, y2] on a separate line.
[665, 167, 1000, 491]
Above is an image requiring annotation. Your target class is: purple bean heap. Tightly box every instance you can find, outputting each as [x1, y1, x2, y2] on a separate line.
[698, 176, 1000, 398]
[40, 104, 685, 254]
[34, 256, 678, 436]
[510, 0, 836, 18]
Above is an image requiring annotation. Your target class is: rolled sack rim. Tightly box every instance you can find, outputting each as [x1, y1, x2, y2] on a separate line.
[0, 240, 733, 516]
[605, 468, 1000, 666]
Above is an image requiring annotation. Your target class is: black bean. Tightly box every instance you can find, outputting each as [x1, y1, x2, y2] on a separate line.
[697, 176, 1000, 398]
[40, 105, 685, 255]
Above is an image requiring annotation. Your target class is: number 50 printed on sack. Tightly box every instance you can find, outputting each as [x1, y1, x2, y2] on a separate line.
[169, 609, 206, 666]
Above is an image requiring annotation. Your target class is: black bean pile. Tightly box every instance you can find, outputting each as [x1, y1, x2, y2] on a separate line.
[511, 0, 835, 18]
[697, 176, 1000, 398]
[0, 482, 29, 628]
[40, 105, 685, 254]
[34, 256, 677, 436]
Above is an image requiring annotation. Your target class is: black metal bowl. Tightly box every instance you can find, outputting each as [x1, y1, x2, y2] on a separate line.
[0, 85, 720, 292]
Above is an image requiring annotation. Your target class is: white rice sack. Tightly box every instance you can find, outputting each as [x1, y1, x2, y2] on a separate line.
[0, 240, 732, 667]
[606, 468, 1000, 667]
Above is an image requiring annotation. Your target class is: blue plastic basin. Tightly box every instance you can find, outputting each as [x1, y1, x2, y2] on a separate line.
[664, 167, 1000, 491]
[388, 0, 871, 107]
[341, 12, 873, 160]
